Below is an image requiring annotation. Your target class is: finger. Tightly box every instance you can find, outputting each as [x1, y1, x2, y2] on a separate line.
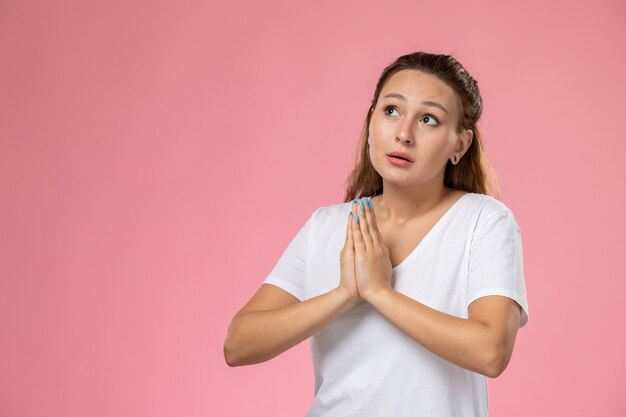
[345, 203, 355, 250]
[356, 198, 373, 248]
[365, 197, 384, 246]
[351, 202, 365, 251]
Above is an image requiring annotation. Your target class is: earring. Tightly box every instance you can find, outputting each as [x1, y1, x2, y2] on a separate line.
[451, 155, 457, 164]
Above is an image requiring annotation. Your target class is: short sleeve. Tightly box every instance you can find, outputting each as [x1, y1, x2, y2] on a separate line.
[467, 209, 529, 328]
[262, 208, 318, 301]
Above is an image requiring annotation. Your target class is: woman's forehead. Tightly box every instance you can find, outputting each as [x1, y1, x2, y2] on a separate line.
[380, 69, 457, 108]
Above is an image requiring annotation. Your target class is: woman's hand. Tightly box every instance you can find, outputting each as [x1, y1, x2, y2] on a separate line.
[351, 197, 393, 301]
[337, 201, 361, 306]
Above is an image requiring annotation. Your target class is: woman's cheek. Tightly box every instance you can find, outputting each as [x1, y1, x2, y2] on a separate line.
[368, 145, 381, 174]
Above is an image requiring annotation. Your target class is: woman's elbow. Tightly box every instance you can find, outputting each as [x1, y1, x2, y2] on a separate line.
[223, 335, 237, 367]
[223, 320, 243, 367]
[224, 339, 269, 367]
[224, 343, 241, 367]
[480, 345, 512, 378]
[223, 318, 266, 367]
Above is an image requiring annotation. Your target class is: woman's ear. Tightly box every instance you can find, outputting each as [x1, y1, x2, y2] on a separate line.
[456, 129, 473, 153]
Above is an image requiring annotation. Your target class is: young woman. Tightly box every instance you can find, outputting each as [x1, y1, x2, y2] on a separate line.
[224, 51, 529, 416]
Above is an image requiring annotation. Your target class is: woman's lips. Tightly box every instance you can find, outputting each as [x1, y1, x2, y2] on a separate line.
[387, 155, 413, 167]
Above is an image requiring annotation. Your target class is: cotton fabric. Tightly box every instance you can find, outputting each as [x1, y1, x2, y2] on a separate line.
[263, 192, 529, 417]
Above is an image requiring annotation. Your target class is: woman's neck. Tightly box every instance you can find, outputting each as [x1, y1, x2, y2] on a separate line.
[373, 182, 453, 225]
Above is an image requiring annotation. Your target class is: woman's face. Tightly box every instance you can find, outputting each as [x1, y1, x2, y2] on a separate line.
[368, 69, 471, 189]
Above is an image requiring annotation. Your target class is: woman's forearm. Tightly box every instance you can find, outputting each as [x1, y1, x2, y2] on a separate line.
[224, 288, 358, 367]
[364, 287, 517, 377]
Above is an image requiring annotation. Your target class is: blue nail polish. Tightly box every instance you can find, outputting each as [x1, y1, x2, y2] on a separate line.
[366, 197, 373, 210]
[355, 213, 359, 223]
[358, 199, 365, 210]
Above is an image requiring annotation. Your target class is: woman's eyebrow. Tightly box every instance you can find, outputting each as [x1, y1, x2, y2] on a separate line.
[383, 93, 449, 114]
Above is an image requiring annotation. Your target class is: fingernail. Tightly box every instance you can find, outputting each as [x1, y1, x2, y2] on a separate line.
[366, 197, 373, 210]
[355, 213, 359, 223]
[358, 199, 365, 210]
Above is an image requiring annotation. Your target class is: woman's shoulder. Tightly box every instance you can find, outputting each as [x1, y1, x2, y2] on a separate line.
[462, 192, 516, 219]
[297, 202, 351, 242]
[309, 200, 352, 222]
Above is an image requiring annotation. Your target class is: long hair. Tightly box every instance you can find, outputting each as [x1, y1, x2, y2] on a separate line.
[343, 52, 501, 202]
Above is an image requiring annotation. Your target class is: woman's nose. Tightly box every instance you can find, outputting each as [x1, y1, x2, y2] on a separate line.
[395, 120, 414, 144]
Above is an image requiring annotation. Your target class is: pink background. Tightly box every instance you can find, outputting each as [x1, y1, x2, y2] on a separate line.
[1, 0, 625, 416]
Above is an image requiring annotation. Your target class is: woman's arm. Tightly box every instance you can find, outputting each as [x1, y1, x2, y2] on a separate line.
[225, 205, 361, 367]
[364, 290, 521, 378]
[351, 197, 522, 378]
[223, 284, 357, 367]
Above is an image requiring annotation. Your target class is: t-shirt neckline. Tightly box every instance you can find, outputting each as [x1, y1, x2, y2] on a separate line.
[392, 192, 472, 271]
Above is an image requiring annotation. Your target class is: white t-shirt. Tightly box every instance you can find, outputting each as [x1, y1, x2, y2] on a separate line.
[263, 192, 529, 417]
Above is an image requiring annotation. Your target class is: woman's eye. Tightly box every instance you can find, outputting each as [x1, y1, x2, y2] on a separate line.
[383, 106, 399, 116]
[422, 115, 439, 126]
